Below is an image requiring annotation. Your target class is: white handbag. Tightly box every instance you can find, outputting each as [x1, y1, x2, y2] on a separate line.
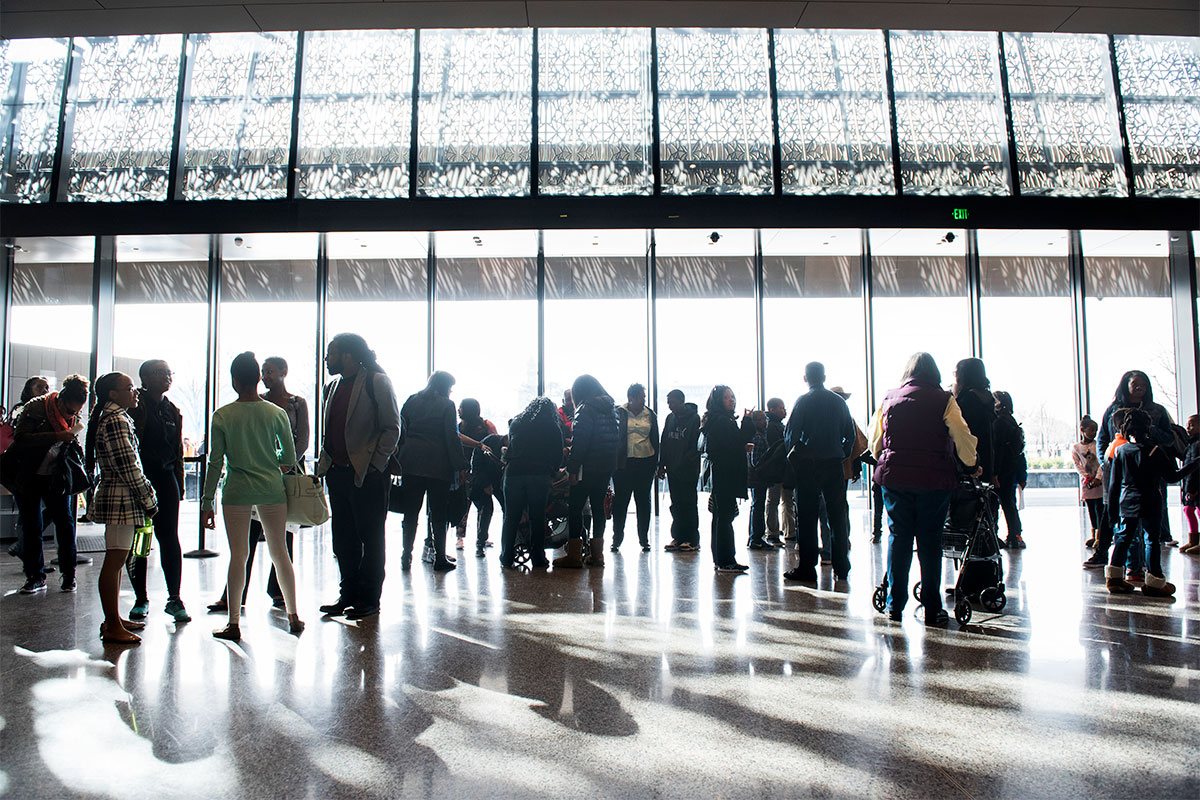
[283, 472, 330, 526]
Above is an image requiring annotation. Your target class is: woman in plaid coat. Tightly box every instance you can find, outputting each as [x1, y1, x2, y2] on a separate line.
[86, 372, 158, 645]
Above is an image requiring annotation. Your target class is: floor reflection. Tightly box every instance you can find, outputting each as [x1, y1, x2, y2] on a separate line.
[2, 494, 1197, 798]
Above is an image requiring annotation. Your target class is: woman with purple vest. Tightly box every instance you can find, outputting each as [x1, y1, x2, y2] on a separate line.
[868, 353, 979, 626]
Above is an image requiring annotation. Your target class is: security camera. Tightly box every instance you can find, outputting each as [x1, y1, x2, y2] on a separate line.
[943, 232, 956, 244]
[709, 232, 721, 244]
[233, 236, 244, 246]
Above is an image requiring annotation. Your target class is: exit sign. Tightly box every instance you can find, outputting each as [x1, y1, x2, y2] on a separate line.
[952, 208, 969, 220]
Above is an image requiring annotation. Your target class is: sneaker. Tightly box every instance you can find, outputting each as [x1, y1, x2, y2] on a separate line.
[820, 555, 832, 565]
[675, 543, 700, 553]
[765, 535, 783, 548]
[748, 540, 769, 550]
[1006, 536, 1027, 549]
[1125, 570, 1144, 584]
[129, 600, 150, 620]
[345, 605, 379, 620]
[1082, 552, 1107, 569]
[455, 537, 465, 550]
[61, 575, 77, 593]
[924, 608, 949, 626]
[715, 563, 749, 573]
[165, 598, 191, 623]
[664, 541, 681, 552]
[476, 545, 486, 558]
[20, 576, 47, 594]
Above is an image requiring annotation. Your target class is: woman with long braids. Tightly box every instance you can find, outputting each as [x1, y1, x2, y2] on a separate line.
[498, 396, 564, 569]
[702, 385, 749, 574]
[87, 372, 157, 644]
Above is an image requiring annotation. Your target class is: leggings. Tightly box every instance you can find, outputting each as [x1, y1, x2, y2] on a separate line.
[222, 503, 296, 623]
[1084, 498, 1105, 530]
[126, 469, 183, 601]
[1186, 505, 1199, 534]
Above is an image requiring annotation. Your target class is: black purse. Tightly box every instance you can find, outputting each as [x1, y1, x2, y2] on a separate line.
[50, 440, 92, 496]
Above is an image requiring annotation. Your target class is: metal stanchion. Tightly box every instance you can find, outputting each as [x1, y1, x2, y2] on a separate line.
[183, 456, 218, 558]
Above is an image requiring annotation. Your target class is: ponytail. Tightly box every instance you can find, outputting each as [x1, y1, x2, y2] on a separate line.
[329, 332, 384, 375]
[85, 372, 123, 481]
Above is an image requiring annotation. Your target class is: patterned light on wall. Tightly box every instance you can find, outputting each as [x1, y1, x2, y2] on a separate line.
[0, 38, 69, 204]
[657, 28, 774, 196]
[889, 30, 1011, 196]
[1114, 35, 1200, 198]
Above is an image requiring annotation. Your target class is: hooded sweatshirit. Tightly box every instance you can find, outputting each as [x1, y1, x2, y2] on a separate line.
[659, 402, 701, 476]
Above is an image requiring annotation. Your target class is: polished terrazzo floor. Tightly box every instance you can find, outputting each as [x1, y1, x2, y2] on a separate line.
[2, 490, 1198, 799]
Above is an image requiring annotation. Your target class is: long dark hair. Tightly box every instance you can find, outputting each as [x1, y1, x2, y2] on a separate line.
[1112, 370, 1154, 407]
[85, 372, 124, 481]
[330, 332, 385, 374]
[426, 371, 455, 397]
[570, 374, 607, 408]
[702, 384, 733, 429]
[955, 358, 990, 393]
[20, 376, 49, 403]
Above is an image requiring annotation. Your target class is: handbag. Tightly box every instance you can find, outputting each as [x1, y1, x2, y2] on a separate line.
[283, 471, 330, 526]
[49, 440, 92, 496]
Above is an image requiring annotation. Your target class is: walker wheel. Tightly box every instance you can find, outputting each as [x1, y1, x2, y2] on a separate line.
[954, 598, 972, 626]
[980, 587, 1006, 611]
[872, 585, 888, 613]
[912, 581, 922, 604]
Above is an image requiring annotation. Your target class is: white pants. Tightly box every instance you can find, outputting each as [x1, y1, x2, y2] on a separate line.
[222, 503, 296, 622]
[767, 483, 795, 539]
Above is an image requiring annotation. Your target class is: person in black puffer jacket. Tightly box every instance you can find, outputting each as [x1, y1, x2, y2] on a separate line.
[398, 371, 468, 572]
[703, 385, 748, 574]
[992, 390, 1028, 549]
[658, 390, 702, 552]
[498, 397, 564, 569]
[954, 358, 996, 484]
[556, 374, 619, 569]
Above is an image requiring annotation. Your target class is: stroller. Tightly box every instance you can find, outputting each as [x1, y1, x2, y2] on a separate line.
[872, 477, 1007, 626]
[510, 475, 611, 569]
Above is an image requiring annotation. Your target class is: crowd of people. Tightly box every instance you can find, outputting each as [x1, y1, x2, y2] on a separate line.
[3, 332, 1196, 640]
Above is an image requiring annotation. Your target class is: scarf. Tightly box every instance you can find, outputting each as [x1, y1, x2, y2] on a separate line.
[44, 392, 74, 432]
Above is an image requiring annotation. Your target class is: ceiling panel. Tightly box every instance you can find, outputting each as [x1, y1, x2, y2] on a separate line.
[1, 0, 1196, 38]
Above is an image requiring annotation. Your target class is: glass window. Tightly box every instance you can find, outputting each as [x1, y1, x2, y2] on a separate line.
[417, 29, 532, 198]
[1082, 230, 1177, 420]
[537, 28, 652, 196]
[326, 232, 428, 397]
[217, 233, 319, 459]
[298, 29, 415, 199]
[8, 237, 94, 407]
[1113, 36, 1200, 198]
[978, 230, 1075, 469]
[762, 229, 867, 422]
[654, 228, 757, 414]
[869, 228, 969, 396]
[1003, 33, 1126, 198]
[774, 29, 892, 197]
[544, 229, 648, 409]
[657, 29, 773, 195]
[1, 38, 69, 203]
[433, 230, 537, 426]
[65, 35, 182, 202]
[114, 235, 210, 446]
[182, 32, 296, 201]
[889, 30, 1010, 196]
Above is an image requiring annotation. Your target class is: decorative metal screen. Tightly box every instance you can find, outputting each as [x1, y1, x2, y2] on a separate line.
[1004, 33, 1126, 197]
[657, 28, 773, 195]
[299, 30, 415, 199]
[417, 29, 531, 197]
[1114, 35, 1200, 198]
[889, 31, 1010, 196]
[774, 29, 893, 196]
[66, 35, 182, 202]
[537, 28, 652, 196]
[1, 38, 69, 203]
[182, 32, 296, 201]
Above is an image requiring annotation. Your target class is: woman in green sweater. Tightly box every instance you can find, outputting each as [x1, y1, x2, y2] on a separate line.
[201, 352, 303, 640]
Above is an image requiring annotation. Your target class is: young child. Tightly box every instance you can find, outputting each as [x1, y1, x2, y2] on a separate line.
[1071, 416, 1105, 547]
[1105, 409, 1186, 597]
[1180, 414, 1199, 555]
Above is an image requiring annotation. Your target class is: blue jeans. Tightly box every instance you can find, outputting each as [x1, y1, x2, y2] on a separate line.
[883, 487, 952, 614]
[748, 486, 768, 544]
[500, 473, 552, 566]
[710, 490, 739, 566]
[1110, 515, 1163, 578]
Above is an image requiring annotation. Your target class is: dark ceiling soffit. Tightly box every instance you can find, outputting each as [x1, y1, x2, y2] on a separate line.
[2, 195, 1197, 238]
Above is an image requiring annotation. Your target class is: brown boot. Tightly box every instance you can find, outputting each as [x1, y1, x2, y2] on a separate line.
[1181, 532, 1199, 554]
[585, 538, 605, 567]
[553, 539, 584, 569]
[1141, 573, 1176, 598]
[1084, 529, 1097, 548]
[1104, 565, 1134, 594]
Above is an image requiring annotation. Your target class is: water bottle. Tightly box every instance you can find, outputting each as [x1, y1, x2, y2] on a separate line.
[132, 522, 154, 558]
